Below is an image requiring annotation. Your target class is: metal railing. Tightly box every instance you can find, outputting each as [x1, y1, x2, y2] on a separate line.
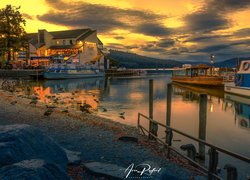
[137, 113, 250, 180]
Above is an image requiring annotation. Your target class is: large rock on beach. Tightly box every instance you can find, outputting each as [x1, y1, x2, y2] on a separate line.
[0, 124, 68, 169]
[0, 159, 69, 180]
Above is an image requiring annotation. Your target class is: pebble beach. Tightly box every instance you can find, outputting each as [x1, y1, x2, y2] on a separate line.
[0, 83, 202, 179]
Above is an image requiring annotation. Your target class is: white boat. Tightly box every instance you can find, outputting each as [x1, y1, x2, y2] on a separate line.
[224, 60, 250, 97]
[43, 63, 104, 79]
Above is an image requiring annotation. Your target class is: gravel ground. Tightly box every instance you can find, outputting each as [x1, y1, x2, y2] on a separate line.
[0, 89, 202, 179]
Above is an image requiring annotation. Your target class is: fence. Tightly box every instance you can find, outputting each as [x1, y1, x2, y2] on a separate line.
[137, 80, 250, 180]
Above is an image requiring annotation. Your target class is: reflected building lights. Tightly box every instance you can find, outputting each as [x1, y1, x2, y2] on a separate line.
[210, 103, 214, 112]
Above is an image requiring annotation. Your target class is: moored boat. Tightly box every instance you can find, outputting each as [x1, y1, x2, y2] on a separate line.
[43, 63, 104, 79]
[224, 60, 250, 97]
[171, 64, 234, 87]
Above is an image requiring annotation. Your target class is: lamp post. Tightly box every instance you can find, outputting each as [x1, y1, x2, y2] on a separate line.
[210, 54, 215, 64]
[210, 54, 215, 76]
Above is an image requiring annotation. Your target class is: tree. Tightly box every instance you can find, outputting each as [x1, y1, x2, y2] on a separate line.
[0, 5, 26, 62]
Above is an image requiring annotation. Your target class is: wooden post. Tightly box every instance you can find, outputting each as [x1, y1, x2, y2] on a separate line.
[166, 83, 173, 152]
[149, 79, 153, 119]
[208, 147, 219, 180]
[199, 94, 207, 163]
[149, 79, 158, 140]
[166, 83, 172, 127]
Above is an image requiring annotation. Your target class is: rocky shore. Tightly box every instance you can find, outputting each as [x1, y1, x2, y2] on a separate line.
[0, 88, 204, 179]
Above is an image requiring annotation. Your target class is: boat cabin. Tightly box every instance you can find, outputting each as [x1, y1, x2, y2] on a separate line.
[173, 64, 223, 77]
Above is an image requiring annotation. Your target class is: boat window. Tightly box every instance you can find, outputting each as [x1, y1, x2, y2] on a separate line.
[175, 70, 186, 76]
[199, 69, 205, 76]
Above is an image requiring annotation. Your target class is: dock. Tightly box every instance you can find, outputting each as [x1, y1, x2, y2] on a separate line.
[0, 69, 44, 78]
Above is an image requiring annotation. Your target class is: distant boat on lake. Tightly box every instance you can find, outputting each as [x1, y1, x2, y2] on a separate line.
[225, 60, 250, 97]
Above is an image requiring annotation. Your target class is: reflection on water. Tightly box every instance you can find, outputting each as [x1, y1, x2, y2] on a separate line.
[225, 93, 250, 130]
[1, 74, 249, 178]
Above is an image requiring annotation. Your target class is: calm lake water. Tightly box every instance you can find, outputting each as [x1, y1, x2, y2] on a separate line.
[1, 74, 249, 178]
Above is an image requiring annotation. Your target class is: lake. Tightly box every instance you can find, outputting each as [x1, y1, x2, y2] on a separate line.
[1, 73, 249, 179]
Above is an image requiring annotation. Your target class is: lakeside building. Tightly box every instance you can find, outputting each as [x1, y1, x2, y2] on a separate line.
[26, 28, 105, 68]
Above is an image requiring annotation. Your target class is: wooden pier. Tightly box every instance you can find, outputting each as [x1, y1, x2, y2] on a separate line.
[105, 69, 144, 77]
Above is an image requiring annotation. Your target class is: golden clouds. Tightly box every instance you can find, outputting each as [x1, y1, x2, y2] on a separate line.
[1, 0, 250, 60]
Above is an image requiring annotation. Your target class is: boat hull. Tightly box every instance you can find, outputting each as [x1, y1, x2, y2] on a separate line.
[172, 82, 224, 98]
[171, 76, 224, 87]
[43, 72, 104, 79]
[224, 83, 250, 97]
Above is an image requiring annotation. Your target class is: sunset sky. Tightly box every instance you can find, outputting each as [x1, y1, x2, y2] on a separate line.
[1, 0, 250, 61]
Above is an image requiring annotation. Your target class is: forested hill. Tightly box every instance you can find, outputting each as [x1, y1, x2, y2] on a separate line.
[214, 57, 250, 68]
[107, 50, 250, 68]
[107, 50, 182, 68]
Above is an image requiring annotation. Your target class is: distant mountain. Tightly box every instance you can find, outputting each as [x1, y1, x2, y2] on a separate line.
[214, 57, 250, 68]
[108, 50, 182, 68]
[107, 50, 250, 68]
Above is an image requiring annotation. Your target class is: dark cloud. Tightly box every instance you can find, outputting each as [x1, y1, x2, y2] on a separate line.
[185, 34, 231, 42]
[208, 0, 250, 11]
[125, 45, 139, 50]
[198, 44, 231, 53]
[140, 43, 166, 53]
[231, 39, 250, 46]
[167, 47, 190, 55]
[183, 11, 229, 32]
[133, 23, 172, 36]
[197, 38, 250, 53]
[38, 8, 127, 32]
[179, 47, 189, 53]
[157, 38, 175, 48]
[182, 0, 250, 33]
[234, 28, 250, 37]
[38, 0, 168, 36]
[114, 36, 125, 40]
[22, 13, 33, 20]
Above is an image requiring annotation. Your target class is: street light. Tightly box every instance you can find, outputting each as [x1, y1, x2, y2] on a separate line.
[210, 54, 215, 64]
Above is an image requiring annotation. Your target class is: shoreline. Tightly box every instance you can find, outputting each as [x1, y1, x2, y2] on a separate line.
[0, 87, 202, 179]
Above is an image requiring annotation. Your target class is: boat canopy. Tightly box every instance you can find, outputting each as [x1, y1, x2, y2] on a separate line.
[186, 64, 211, 70]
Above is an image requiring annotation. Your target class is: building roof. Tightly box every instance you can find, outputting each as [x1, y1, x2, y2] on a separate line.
[27, 33, 37, 43]
[26, 33, 45, 48]
[188, 64, 211, 69]
[77, 30, 96, 41]
[98, 38, 103, 45]
[49, 44, 82, 49]
[50, 29, 90, 39]
[27, 28, 101, 49]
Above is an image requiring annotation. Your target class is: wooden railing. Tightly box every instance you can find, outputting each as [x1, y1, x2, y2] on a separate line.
[137, 112, 250, 180]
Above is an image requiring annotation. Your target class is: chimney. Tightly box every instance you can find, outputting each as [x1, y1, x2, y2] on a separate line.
[38, 29, 46, 44]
